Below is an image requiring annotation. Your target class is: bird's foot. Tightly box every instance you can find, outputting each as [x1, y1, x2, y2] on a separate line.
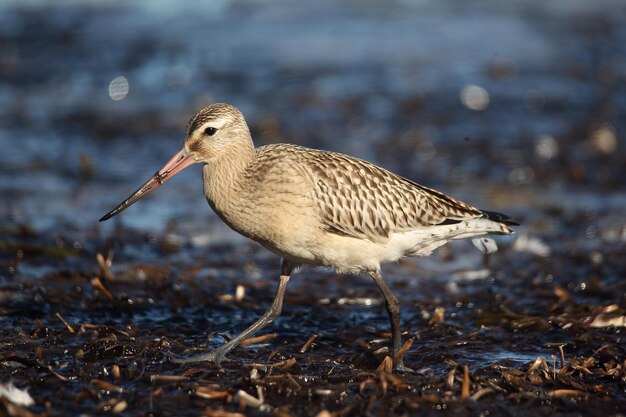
[168, 346, 230, 367]
[394, 361, 415, 374]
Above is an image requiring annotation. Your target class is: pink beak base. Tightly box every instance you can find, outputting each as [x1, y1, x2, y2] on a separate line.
[99, 149, 195, 222]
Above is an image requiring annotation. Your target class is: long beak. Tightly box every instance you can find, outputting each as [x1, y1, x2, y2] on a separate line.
[99, 148, 195, 222]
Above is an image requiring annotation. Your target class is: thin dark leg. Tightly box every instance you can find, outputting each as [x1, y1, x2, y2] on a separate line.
[369, 270, 407, 369]
[171, 259, 298, 366]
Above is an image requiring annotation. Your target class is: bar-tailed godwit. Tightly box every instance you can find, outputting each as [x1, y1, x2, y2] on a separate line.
[100, 103, 517, 370]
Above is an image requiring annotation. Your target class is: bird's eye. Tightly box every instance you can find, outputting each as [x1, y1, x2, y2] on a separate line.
[204, 127, 217, 136]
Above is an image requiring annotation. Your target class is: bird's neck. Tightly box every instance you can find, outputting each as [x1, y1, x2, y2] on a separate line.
[202, 142, 255, 214]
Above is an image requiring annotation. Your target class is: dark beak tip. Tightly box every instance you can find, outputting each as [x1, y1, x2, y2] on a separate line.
[99, 211, 113, 222]
[98, 148, 191, 225]
[99, 209, 120, 222]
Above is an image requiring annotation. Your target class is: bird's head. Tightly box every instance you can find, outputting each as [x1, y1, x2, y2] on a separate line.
[99, 103, 250, 222]
[183, 103, 251, 163]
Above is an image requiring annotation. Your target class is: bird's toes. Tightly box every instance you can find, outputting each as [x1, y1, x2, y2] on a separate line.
[394, 362, 415, 374]
[167, 351, 198, 364]
[168, 350, 229, 366]
[167, 352, 188, 364]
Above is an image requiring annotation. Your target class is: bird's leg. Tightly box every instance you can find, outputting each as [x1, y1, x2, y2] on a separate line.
[171, 259, 297, 366]
[369, 270, 410, 371]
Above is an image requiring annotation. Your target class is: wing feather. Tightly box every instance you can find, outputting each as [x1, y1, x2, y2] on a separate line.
[293, 147, 484, 243]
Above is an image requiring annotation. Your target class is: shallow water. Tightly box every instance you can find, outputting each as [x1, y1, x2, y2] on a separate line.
[1, 1, 625, 416]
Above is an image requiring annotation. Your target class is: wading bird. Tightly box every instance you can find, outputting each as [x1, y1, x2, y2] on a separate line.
[100, 103, 516, 370]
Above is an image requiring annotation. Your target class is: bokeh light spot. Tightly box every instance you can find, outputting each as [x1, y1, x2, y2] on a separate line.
[508, 166, 534, 185]
[109, 76, 129, 101]
[460, 84, 490, 111]
[535, 134, 559, 161]
[591, 124, 617, 154]
[524, 89, 545, 112]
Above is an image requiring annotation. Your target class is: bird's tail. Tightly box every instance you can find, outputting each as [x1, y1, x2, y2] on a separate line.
[480, 209, 519, 234]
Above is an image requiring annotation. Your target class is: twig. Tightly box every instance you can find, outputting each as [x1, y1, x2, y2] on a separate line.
[394, 338, 413, 365]
[91, 276, 115, 302]
[150, 375, 188, 382]
[241, 333, 277, 346]
[55, 312, 75, 334]
[299, 334, 318, 353]
[461, 365, 470, 400]
[96, 252, 115, 281]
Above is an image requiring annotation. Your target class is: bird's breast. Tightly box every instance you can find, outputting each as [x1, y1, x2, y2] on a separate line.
[202, 162, 320, 253]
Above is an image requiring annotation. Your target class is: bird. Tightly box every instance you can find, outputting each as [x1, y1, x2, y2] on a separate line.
[100, 103, 517, 371]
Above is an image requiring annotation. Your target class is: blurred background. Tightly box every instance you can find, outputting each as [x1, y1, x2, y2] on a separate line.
[0, 0, 624, 254]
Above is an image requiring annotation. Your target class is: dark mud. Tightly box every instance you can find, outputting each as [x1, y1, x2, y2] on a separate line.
[1, 1, 626, 416]
[2, 217, 626, 416]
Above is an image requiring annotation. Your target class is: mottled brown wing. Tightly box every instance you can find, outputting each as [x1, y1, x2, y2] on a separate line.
[299, 149, 484, 243]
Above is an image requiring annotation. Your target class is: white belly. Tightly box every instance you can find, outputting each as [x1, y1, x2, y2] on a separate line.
[282, 218, 508, 274]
